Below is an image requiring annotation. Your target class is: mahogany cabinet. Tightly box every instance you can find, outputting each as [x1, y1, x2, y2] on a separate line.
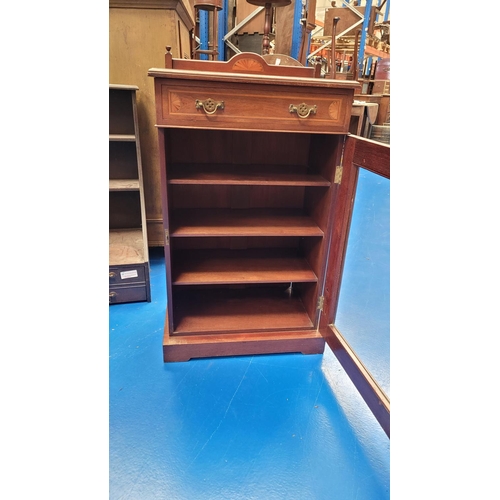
[148, 52, 381, 363]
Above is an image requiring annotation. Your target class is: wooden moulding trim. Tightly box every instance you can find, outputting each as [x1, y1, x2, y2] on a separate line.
[166, 329, 324, 344]
[110, 0, 195, 31]
[347, 134, 390, 179]
[325, 324, 390, 437]
[163, 333, 326, 362]
[148, 67, 360, 90]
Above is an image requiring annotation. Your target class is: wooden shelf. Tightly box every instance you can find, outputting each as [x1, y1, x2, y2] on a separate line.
[170, 209, 324, 237]
[173, 286, 315, 334]
[109, 228, 146, 265]
[168, 164, 331, 186]
[109, 85, 150, 304]
[109, 179, 140, 191]
[172, 248, 318, 285]
[109, 134, 136, 142]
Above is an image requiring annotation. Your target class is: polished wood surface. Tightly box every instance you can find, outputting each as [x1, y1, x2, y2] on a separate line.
[168, 164, 331, 186]
[172, 248, 318, 284]
[348, 135, 390, 178]
[163, 329, 325, 362]
[173, 286, 314, 334]
[170, 209, 324, 237]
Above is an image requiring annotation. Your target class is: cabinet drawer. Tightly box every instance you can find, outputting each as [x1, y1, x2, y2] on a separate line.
[109, 283, 148, 304]
[109, 264, 146, 285]
[156, 80, 353, 134]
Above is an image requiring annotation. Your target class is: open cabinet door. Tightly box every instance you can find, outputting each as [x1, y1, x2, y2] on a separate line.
[319, 134, 390, 437]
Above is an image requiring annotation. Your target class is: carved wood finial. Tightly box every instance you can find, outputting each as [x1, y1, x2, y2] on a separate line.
[165, 46, 173, 69]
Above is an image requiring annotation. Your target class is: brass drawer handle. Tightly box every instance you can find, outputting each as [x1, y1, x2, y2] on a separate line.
[109, 291, 117, 303]
[195, 98, 225, 115]
[289, 103, 317, 118]
[109, 272, 116, 279]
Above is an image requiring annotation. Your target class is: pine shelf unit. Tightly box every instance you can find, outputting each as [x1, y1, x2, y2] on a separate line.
[109, 84, 151, 304]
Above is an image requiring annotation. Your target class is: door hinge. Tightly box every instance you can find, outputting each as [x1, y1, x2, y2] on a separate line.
[164, 229, 170, 245]
[317, 295, 325, 311]
[334, 165, 343, 184]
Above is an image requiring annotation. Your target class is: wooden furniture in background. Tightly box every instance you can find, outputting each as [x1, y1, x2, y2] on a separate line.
[109, 0, 195, 246]
[350, 101, 378, 137]
[245, 0, 291, 55]
[109, 85, 151, 304]
[193, 0, 222, 60]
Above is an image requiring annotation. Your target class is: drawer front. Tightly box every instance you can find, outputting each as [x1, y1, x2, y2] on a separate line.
[157, 80, 353, 133]
[109, 284, 148, 304]
[109, 264, 146, 285]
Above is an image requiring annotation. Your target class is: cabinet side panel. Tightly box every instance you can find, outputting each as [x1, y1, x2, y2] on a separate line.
[302, 135, 344, 326]
[159, 128, 175, 334]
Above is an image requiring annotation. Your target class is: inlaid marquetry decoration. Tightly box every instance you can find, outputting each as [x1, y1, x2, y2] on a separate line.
[171, 93, 182, 112]
[328, 100, 341, 120]
[231, 58, 264, 73]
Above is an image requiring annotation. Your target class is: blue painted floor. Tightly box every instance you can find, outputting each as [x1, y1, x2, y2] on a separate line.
[109, 169, 390, 499]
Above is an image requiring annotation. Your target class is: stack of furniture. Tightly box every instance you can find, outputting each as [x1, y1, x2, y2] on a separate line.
[109, 85, 151, 304]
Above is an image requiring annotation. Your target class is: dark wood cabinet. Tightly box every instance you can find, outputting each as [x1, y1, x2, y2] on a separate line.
[109, 85, 151, 304]
[148, 53, 384, 363]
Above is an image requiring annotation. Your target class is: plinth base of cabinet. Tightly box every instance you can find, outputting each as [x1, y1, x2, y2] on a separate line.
[163, 329, 325, 362]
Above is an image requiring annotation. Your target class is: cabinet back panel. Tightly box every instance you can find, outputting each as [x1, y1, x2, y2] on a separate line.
[172, 284, 315, 334]
[171, 185, 305, 209]
[166, 129, 311, 166]
[109, 90, 135, 135]
[109, 142, 139, 179]
[109, 191, 142, 229]
[172, 236, 301, 250]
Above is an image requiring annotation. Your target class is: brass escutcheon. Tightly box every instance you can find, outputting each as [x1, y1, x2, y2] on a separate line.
[195, 98, 225, 115]
[289, 103, 317, 118]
